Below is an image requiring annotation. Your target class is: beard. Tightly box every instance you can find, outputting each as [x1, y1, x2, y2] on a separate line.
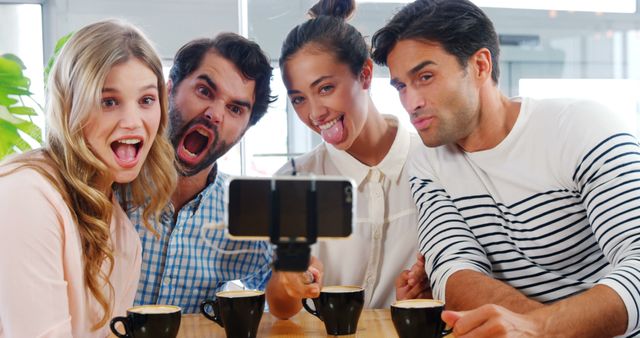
[168, 105, 233, 177]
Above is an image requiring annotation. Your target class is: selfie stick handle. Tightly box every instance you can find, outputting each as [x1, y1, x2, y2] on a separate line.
[269, 179, 318, 272]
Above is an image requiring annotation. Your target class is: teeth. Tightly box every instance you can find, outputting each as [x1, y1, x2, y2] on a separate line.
[118, 138, 140, 144]
[182, 145, 197, 158]
[318, 116, 341, 130]
[196, 129, 208, 137]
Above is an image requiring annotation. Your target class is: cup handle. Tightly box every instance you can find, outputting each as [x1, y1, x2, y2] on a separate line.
[301, 298, 322, 320]
[200, 298, 224, 327]
[109, 316, 130, 338]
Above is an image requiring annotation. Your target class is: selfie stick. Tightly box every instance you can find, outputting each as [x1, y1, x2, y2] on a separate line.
[268, 178, 317, 272]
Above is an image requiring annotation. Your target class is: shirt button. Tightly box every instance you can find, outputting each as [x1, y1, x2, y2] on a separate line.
[373, 230, 381, 239]
[163, 277, 171, 285]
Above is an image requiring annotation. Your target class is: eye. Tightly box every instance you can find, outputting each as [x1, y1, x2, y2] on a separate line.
[140, 96, 156, 106]
[290, 96, 305, 106]
[228, 105, 243, 115]
[319, 85, 334, 94]
[419, 73, 433, 82]
[196, 85, 211, 98]
[392, 83, 405, 92]
[101, 97, 118, 108]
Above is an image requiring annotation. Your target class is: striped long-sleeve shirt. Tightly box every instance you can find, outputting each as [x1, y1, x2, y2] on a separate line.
[409, 97, 640, 336]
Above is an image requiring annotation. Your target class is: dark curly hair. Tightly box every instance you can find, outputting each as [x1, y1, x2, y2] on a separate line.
[169, 33, 277, 125]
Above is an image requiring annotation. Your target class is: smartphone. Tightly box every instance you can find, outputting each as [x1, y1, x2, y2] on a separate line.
[225, 176, 356, 241]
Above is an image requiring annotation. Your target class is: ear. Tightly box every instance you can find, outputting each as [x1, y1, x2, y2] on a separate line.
[470, 48, 492, 84]
[359, 58, 374, 90]
[167, 79, 173, 95]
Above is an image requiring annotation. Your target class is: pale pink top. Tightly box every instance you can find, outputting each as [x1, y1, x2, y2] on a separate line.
[0, 165, 142, 338]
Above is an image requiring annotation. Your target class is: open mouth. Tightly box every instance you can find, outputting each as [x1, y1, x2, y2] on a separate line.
[317, 115, 343, 131]
[317, 115, 345, 145]
[177, 125, 213, 164]
[110, 138, 143, 169]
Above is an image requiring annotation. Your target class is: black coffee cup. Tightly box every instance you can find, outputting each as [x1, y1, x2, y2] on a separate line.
[302, 285, 364, 335]
[110, 304, 181, 338]
[200, 290, 265, 338]
[391, 299, 452, 338]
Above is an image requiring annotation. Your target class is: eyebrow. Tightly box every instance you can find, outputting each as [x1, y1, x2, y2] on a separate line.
[198, 74, 218, 92]
[102, 83, 158, 93]
[198, 74, 252, 110]
[390, 60, 436, 87]
[287, 75, 333, 95]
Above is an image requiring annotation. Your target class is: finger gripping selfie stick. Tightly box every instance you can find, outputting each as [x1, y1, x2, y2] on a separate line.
[268, 178, 318, 272]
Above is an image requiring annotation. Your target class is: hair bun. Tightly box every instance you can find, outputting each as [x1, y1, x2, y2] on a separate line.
[308, 0, 356, 20]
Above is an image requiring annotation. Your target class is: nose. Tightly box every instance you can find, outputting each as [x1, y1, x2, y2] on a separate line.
[119, 105, 143, 130]
[203, 100, 224, 125]
[403, 86, 425, 115]
[309, 99, 328, 124]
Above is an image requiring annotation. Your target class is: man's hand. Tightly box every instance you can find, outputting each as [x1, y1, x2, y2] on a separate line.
[442, 304, 544, 338]
[266, 256, 324, 319]
[275, 256, 323, 299]
[396, 252, 432, 300]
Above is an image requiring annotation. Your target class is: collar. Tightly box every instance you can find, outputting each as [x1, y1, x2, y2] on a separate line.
[206, 163, 218, 186]
[170, 164, 223, 217]
[325, 115, 411, 186]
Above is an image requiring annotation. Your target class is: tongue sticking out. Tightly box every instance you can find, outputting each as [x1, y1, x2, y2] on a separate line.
[183, 130, 208, 155]
[320, 118, 344, 145]
[113, 143, 137, 162]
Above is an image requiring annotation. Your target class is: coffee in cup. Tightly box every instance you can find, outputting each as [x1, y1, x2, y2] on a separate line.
[391, 299, 452, 338]
[110, 304, 181, 338]
[302, 285, 364, 335]
[200, 290, 265, 338]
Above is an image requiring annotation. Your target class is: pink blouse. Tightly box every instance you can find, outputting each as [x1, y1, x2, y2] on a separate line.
[0, 166, 142, 337]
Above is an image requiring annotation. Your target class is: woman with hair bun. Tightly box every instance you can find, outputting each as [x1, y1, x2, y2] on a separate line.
[0, 19, 176, 337]
[266, 0, 429, 319]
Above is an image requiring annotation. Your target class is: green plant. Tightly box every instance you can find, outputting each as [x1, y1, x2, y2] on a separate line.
[0, 53, 43, 159]
[0, 32, 72, 160]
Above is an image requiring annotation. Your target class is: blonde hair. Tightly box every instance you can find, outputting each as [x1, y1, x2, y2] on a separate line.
[2, 19, 176, 329]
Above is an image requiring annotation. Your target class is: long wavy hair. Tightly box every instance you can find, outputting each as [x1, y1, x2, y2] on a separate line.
[1, 19, 176, 329]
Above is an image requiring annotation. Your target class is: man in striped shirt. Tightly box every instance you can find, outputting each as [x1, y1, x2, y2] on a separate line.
[372, 0, 640, 337]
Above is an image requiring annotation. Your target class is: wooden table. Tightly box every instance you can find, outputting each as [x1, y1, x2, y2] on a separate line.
[115, 309, 401, 337]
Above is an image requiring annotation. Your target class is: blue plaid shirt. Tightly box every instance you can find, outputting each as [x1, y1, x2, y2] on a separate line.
[128, 171, 273, 313]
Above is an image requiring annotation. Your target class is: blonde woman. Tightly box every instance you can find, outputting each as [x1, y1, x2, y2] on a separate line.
[0, 20, 176, 337]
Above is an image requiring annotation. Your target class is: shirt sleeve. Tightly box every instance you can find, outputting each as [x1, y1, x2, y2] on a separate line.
[0, 169, 73, 337]
[408, 154, 491, 301]
[573, 131, 640, 335]
[211, 236, 274, 291]
[237, 241, 273, 291]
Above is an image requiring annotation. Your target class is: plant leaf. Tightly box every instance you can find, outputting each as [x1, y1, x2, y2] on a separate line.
[0, 96, 18, 107]
[0, 57, 23, 78]
[15, 120, 43, 144]
[1, 54, 26, 69]
[12, 136, 32, 151]
[0, 85, 32, 96]
[8, 106, 37, 116]
[45, 32, 74, 84]
[0, 53, 43, 160]
[0, 105, 25, 124]
[0, 119, 23, 156]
